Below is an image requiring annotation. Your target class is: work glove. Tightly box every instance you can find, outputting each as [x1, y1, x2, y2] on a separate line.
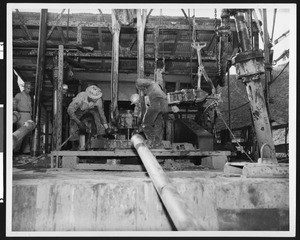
[78, 122, 88, 133]
[132, 125, 143, 135]
[105, 128, 113, 135]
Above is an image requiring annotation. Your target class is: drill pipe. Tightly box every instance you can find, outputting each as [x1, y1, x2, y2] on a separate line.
[13, 120, 36, 150]
[131, 134, 203, 231]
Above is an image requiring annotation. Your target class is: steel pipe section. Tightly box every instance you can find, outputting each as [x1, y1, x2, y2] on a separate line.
[131, 134, 203, 231]
[13, 120, 36, 150]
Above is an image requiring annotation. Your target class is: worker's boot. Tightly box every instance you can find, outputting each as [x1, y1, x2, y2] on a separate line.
[71, 141, 79, 151]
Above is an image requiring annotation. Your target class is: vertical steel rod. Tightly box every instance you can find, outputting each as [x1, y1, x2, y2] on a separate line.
[227, 69, 231, 129]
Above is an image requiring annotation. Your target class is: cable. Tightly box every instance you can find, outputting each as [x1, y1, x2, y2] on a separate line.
[216, 108, 254, 162]
[221, 101, 249, 113]
[269, 61, 289, 86]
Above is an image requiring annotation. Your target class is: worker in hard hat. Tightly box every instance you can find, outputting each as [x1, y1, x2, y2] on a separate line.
[13, 81, 32, 154]
[135, 78, 169, 148]
[67, 85, 110, 150]
[130, 93, 142, 119]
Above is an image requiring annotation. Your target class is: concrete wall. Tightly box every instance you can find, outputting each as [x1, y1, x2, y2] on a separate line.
[11, 171, 289, 231]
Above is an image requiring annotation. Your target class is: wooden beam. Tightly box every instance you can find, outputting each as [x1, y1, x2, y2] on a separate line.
[262, 9, 271, 109]
[13, 39, 81, 48]
[46, 9, 66, 39]
[15, 9, 32, 40]
[77, 25, 82, 45]
[181, 9, 191, 26]
[110, 10, 121, 124]
[97, 27, 104, 52]
[13, 46, 217, 61]
[57, 26, 66, 44]
[129, 37, 137, 51]
[52, 45, 64, 151]
[13, 11, 237, 31]
[32, 9, 48, 156]
[171, 30, 181, 55]
[52, 149, 231, 157]
[98, 9, 113, 34]
[127, 9, 153, 52]
[154, 26, 159, 64]
[137, 9, 147, 79]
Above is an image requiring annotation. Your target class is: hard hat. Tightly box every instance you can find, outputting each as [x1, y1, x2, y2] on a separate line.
[171, 105, 180, 113]
[62, 84, 68, 91]
[86, 85, 102, 99]
[130, 93, 140, 105]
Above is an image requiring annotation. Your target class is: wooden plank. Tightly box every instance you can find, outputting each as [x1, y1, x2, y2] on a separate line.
[51, 150, 231, 157]
[75, 163, 145, 171]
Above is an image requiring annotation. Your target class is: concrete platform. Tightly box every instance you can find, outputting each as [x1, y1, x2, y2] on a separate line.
[11, 168, 289, 231]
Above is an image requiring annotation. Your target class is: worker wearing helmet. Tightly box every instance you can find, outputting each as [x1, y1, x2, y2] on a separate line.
[130, 93, 142, 119]
[67, 85, 110, 150]
[135, 78, 168, 148]
[13, 81, 32, 154]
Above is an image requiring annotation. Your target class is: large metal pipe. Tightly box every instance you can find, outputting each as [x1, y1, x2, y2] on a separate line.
[232, 10, 276, 161]
[13, 120, 36, 150]
[131, 134, 203, 231]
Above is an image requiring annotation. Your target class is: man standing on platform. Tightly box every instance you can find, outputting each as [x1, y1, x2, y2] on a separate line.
[135, 78, 169, 148]
[67, 85, 110, 150]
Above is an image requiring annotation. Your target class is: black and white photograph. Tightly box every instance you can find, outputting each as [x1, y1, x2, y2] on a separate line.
[3, 2, 297, 238]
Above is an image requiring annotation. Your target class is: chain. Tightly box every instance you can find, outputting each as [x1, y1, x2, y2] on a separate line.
[192, 14, 196, 44]
[213, 9, 222, 77]
[214, 8, 217, 29]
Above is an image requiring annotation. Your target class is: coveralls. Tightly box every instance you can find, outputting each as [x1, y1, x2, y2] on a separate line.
[14, 91, 32, 153]
[67, 92, 108, 142]
[136, 78, 168, 147]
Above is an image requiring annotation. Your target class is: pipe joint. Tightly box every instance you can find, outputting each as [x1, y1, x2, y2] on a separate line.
[233, 50, 265, 80]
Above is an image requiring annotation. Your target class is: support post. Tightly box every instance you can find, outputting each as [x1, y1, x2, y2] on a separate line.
[45, 110, 49, 153]
[217, 9, 231, 87]
[232, 10, 276, 162]
[110, 10, 120, 125]
[262, 9, 272, 112]
[131, 134, 203, 231]
[137, 9, 147, 78]
[137, 9, 147, 119]
[32, 9, 47, 156]
[52, 45, 64, 150]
